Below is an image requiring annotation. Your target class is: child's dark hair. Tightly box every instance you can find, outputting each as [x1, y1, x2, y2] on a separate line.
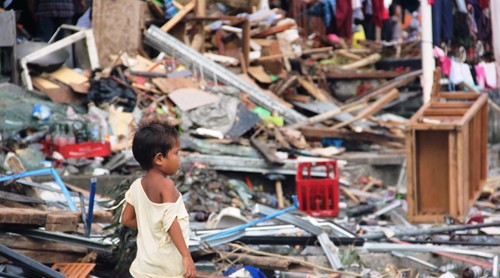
[132, 117, 179, 170]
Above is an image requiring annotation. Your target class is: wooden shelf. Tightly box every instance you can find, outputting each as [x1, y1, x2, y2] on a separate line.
[406, 91, 488, 223]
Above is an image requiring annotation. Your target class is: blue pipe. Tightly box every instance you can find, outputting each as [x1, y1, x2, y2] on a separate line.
[0, 168, 77, 211]
[202, 196, 299, 242]
[86, 178, 97, 237]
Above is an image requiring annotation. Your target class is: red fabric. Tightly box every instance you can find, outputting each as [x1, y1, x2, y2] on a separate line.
[335, 0, 353, 39]
[372, 0, 388, 28]
[479, 0, 489, 9]
[428, 0, 435, 4]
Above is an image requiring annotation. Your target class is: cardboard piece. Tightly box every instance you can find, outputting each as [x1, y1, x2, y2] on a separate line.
[48, 67, 88, 85]
[47, 67, 90, 94]
[108, 105, 134, 138]
[168, 88, 219, 111]
[247, 66, 272, 84]
[32, 76, 81, 104]
[152, 77, 198, 94]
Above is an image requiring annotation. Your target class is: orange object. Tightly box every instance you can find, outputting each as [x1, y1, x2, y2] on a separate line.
[51, 263, 96, 278]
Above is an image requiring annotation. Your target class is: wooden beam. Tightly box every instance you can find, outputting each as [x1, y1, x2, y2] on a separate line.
[241, 18, 250, 69]
[250, 137, 284, 165]
[257, 47, 333, 61]
[160, 1, 195, 33]
[300, 126, 405, 144]
[252, 21, 295, 38]
[424, 108, 469, 116]
[0, 234, 87, 253]
[325, 70, 409, 79]
[331, 89, 400, 130]
[439, 92, 479, 100]
[430, 102, 472, 109]
[0, 250, 82, 264]
[339, 53, 381, 70]
[297, 76, 327, 101]
[288, 101, 366, 129]
[347, 70, 422, 103]
[430, 68, 442, 101]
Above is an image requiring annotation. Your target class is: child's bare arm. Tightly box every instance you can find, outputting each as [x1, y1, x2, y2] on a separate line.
[121, 203, 137, 229]
[168, 218, 196, 278]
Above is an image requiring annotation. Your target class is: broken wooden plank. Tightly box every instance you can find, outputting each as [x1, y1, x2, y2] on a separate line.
[335, 49, 363, 60]
[45, 212, 79, 232]
[252, 21, 296, 38]
[325, 70, 409, 79]
[257, 46, 333, 61]
[0, 208, 47, 226]
[283, 93, 311, 103]
[274, 75, 297, 96]
[0, 233, 87, 253]
[219, 251, 290, 270]
[297, 76, 327, 101]
[347, 69, 422, 103]
[160, 1, 195, 33]
[250, 137, 284, 165]
[288, 101, 367, 129]
[0, 250, 82, 264]
[331, 89, 400, 130]
[339, 53, 381, 70]
[300, 126, 405, 144]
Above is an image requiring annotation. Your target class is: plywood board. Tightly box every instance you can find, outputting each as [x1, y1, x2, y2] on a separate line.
[92, 0, 143, 67]
[48, 67, 88, 85]
[168, 88, 219, 111]
[32, 76, 80, 104]
[415, 130, 449, 214]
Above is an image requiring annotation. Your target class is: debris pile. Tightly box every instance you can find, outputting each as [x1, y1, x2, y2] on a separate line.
[0, 0, 499, 277]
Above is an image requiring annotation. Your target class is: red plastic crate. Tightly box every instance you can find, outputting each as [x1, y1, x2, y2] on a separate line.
[41, 141, 111, 159]
[296, 161, 339, 217]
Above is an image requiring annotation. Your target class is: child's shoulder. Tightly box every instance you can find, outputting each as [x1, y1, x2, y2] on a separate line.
[158, 177, 179, 203]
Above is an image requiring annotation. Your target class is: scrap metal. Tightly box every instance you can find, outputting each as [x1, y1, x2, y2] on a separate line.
[143, 25, 308, 124]
[255, 204, 350, 269]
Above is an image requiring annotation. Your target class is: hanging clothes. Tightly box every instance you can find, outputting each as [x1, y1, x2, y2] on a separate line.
[491, 0, 500, 87]
[484, 62, 498, 88]
[455, 0, 468, 13]
[449, 60, 464, 85]
[333, 0, 353, 38]
[477, 9, 492, 44]
[431, 0, 454, 45]
[371, 0, 388, 28]
[478, 0, 489, 9]
[475, 63, 486, 89]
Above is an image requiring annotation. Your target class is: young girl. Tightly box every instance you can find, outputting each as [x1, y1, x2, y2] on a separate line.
[121, 118, 196, 278]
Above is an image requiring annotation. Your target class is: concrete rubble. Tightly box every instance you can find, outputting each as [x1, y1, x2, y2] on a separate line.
[0, 0, 499, 277]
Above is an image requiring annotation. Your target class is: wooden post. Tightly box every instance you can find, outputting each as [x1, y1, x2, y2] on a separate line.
[160, 1, 195, 33]
[242, 18, 250, 70]
[191, 0, 206, 52]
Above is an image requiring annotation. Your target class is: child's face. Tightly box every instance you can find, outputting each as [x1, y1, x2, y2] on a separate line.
[162, 140, 181, 175]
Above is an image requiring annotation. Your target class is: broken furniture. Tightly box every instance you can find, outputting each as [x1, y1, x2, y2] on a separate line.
[406, 90, 488, 222]
[19, 25, 99, 90]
